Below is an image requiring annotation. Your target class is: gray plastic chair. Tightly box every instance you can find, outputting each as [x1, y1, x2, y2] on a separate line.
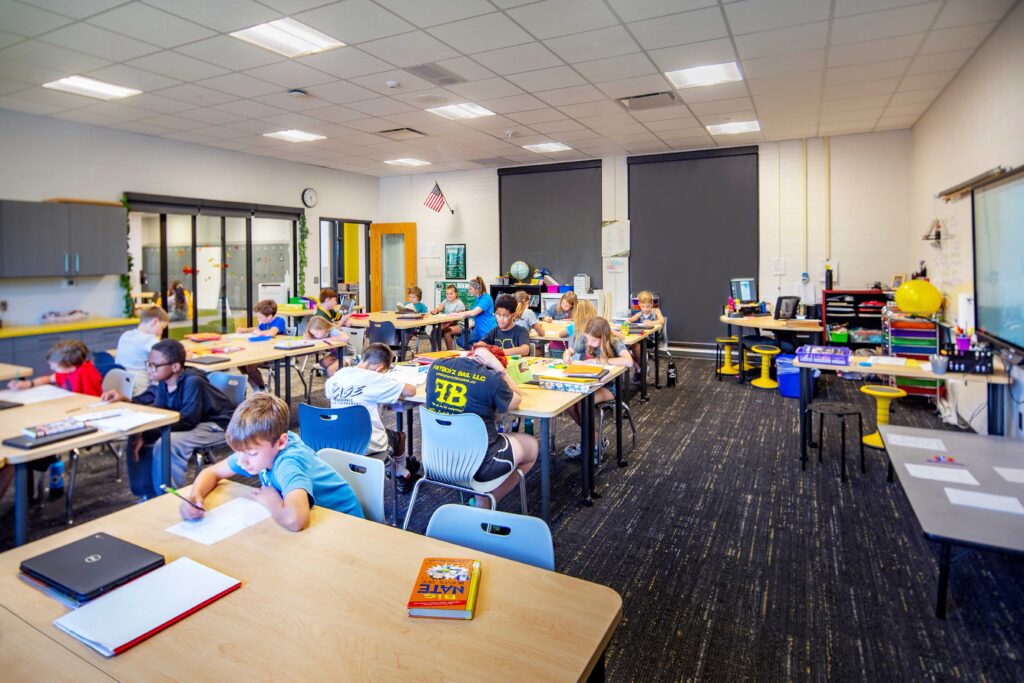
[318, 448, 385, 524]
[426, 503, 554, 570]
[192, 372, 243, 474]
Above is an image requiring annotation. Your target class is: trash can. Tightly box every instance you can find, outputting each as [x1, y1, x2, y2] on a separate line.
[776, 354, 801, 398]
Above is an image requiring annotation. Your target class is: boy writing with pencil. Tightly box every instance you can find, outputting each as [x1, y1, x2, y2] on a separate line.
[178, 393, 364, 530]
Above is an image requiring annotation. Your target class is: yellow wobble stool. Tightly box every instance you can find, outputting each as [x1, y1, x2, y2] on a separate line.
[860, 385, 907, 448]
[716, 336, 740, 376]
[750, 344, 780, 389]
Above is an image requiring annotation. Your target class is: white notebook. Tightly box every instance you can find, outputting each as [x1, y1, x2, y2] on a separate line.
[53, 557, 240, 656]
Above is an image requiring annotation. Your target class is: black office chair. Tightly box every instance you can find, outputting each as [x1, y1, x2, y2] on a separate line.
[368, 320, 405, 361]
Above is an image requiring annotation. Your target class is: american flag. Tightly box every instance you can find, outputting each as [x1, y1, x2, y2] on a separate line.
[424, 182, 446, 212]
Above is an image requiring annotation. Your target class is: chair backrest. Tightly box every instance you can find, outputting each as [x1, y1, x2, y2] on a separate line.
[298, 403, 373, 454]
[367, 320, 399, 347]
[209, 372, 247, 407]
[343, 327, 366, 357]
[417, 407, 489, 487]
[92, 351, 118, 377]
[317, 448, 385, 523]
[426, 504, 555, 571]
[101, 367, 135, 396]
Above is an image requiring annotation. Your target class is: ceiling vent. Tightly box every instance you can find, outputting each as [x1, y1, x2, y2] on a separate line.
[404, 62, 467, 87]
[618, 91, 677, 111]
[377, 128, 427, 141]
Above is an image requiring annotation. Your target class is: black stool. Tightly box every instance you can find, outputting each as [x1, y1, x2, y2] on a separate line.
[805, 402, 864, 482]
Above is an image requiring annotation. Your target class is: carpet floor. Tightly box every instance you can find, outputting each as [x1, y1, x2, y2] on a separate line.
[1, 356, 1021, 682]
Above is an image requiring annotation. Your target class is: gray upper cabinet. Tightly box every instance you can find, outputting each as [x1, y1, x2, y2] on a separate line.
[0, 200, 126, 278]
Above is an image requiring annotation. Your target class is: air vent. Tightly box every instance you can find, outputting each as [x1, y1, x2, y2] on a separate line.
[469, 157, 511, 167]
[377, 128, 427, 141]
[405, 62, 467, 87]
[618, 91, 676, 111]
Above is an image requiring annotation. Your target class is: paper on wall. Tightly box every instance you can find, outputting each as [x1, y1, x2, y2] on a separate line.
[601, 219, 629, 257]
[885, 434, 947, 451]
[904, 463, 978, 485]
[944, 487, 1024, 515]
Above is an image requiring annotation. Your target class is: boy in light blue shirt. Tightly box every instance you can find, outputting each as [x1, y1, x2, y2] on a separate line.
[178, 393, 363, 530]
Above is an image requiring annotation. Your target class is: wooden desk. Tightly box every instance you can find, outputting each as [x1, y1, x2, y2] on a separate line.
[719, 314, 823, 333]
[348, 311, 468, 353]
[0, 482, 623, 682]
[0, 363, 33, 382]
[0, 393, 178, 546]
[880, 425, 1024, 618]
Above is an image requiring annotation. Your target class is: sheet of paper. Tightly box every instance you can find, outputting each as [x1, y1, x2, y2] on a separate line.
[601, 219, 630, 257]
[994, 467, 1024, 484]
[0, 385, 74, 405]
[919, 362, 932, 373]
[869, 356, 907, 366]
[945, 487, 1024, 515]
[886, 433, 947, 451]
[166, 497, 271, 545]
[388, 365, 428, 386]
[85, 411, 166, 433]
[904, 463, 978, 485]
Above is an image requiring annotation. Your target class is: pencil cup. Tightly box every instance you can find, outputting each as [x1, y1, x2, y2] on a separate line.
[929, 354, 948, 375]
[954, 336, 970, 352]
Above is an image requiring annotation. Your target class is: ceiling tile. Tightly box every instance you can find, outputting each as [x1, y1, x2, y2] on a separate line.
[144, 0, 281, 33]
[628, 7, 729, 50]
[18, 0, 128, 19]
[833, 0, 931, 18]
[375, 0, 493, 27]
[875, 115, 917, 130]
[595, 74, 672, 99]
[295, 1, 414, 44]
[883, 101, 930, 118]
[919, 23, 997, 54]
[906, 49, 973, 74]
[128, 51, 228, 82]
[887, 87, 941, 105]
[556, 98, 624, 116]
[304, 104, 367, 123]
[85, 64, 180, 91]
[0, 30, 23, 50]
[0, 39, 109, 74]
[433, 56, 495, 82]
[818, 120, 879, 135]
[823, 78, 899, 99]
[934, 0, 1015, 28]
[533, 83, 605, 106]
[137, 113, 206, 131]
[0, 93, 64, 114]
[827, 58, 911, 85]
[0, 0, 71, 37]
[261, 111, 325, 129]
[346, 96, 417, 116]
[472, 43, 564, 76]
[87, 4, 215, 49]
[898, 70, 956, 90]
[747, 72, 823, 95]
[478, 93, 548, 113]
[245, 61, 338, 88]
[111, 119, 175, 135]
[677, 80, 749, 103]
[359, 30, 459, 67]
[215, 99, 286, 118]
[39, 23, 160, 62]
[348, 69, 435, 95]
[734, 21, 829, 60]
[176, 36, 283, 72]
[124, 92, 195, 113]
[643, 117, 701, 133]
[253, 91, 333, 112]
[389, 86, 458, 107]
[697, 109, 757, 125]
[819, 107, 883, 124]
[447, 77, 523, 101]
[154, 83, 236, 107]
[828, 34, 924, 67]
[725, 0, 831, 35]
[574, 53, 656, 83]
[307, 79, 381, 104]
[608, 0, 717, 22]
[741, 49, 825, 79]
[52, 108, 122, 126]
[543, 26, 640, 63]
[689, 97, 755, 115]
[506, 66, 586, 91]
[0, 76, 28, 94]
[296, 47, 391, 80]
[647, 38, 737, 72]
[631, 104, 703, 122]
[505, 107, 568, 124]
[821, 94, 891, 112]
[177, 107, 244, 125]
[507, 0, 618, 40]
[196, 73, 279, 99]
[830, 2, 941, 45]
[429, 13, 533, 53]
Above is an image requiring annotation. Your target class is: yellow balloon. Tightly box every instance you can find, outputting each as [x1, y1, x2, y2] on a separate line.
[895, 279, 942, 316]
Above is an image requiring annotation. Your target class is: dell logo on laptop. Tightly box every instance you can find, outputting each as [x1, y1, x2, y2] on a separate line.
[84, 554, 101, 563]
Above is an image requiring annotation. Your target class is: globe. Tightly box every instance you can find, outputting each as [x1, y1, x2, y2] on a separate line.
[510, 260, 530, 282]
[895, 279, 942, 316]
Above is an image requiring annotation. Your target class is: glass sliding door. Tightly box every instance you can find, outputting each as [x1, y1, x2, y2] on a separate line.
[251, 216, 296, 311]
[224, 216, 249, 331]
[164, 213, 195, 339]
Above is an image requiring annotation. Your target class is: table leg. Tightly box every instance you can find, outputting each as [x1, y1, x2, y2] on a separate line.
[615, 374, 626, 467]
[160, 425, 171, 489]
[405, 403, 415, 459]
[14, 463, 28, 546]
[586, 650, 607, 682]
[936, 542, 951, 619]
[580, 392, 595, 505]
[654, 329, 661, 389]
[273, 359, 282, 397]
[988, 384, 1006, 436]
[799, 366, 810, 470]
[639, 338, 649, 403]
[284, 356, 292, 405]
[539, 417, 550, 524]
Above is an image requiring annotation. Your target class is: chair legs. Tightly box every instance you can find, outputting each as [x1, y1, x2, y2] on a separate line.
[595, 402, 637, 465]
[104, 441, 124, 482]
[401, 469, 528, 531]
[66, 450, 79, 525]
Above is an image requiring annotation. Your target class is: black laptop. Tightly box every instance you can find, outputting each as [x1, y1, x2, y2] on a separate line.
[20, 532, 165, 602]
[189, 355, 231, 366]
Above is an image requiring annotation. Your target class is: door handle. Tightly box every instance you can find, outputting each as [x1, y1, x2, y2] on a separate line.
[64, 254, 69, 274]
[75, 253, 80, 273]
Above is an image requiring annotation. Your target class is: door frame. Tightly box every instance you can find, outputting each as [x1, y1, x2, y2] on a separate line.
[369, 222, 417, 312]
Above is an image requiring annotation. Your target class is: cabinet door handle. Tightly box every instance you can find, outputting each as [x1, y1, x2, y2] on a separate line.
[75, 253, 80, 273]
[64, 254, 69, 274]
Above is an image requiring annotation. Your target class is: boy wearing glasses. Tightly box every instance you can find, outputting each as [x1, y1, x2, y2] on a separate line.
[102, 339, 234, 501]
[479, 294, 531, 357]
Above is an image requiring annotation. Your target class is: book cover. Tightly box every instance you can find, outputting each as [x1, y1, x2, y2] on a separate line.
[407, 558, 481, 620]
[23, 417, 85, 439]
[185, 333, 221, 342]
[563, 364, 609, 379]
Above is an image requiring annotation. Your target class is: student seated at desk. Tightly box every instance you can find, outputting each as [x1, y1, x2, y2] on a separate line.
[314, 288, 352, 327]
[116, 306, 169, 396]
[542, 291, 576, 354]
[102, 339, 234, 501]
[178, 393, 364, 530]
[513, 290, 544, 337]
[455, 276, 496, 349]
[236, 299, 288, 392]
[628, 290, 664, 382]
[324, 343, 421, 493]
[403, 286, 429, 313]
[304, 317, 350, 377]
[426, 345, 537, 509]
[562, 318, 633, 459]
[7, 340, 102, 396]
[481, 294, 531, 357]
[431, 284, 466, 350]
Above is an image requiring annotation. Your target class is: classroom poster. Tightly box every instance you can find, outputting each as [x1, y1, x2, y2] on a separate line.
[445, 244, 466, 280]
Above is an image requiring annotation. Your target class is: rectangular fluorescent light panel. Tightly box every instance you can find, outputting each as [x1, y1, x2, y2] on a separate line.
[523, 142, 571, 153]
[384, 158, 431, 166]
[706, 120, 760, 135]
[42, 75, 140, 100]
[426, 103, 495, 120]
[665, 62, 742, 89]
[263, 129, 326, 143]
[231, 18, 344, 58]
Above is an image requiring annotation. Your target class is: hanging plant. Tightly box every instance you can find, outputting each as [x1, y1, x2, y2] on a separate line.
[297, 212, 309, 297]
[120, 194, 134, 317]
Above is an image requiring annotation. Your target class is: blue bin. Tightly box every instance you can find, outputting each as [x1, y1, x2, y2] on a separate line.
[776, 354, 801, 399]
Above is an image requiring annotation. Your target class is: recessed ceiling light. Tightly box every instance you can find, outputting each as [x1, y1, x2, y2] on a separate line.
[706, 120, 760, 135]
[523, 142, 572, 153]
[665, 62, 743, 89]
[384, 158, 431, 166]
[263, 129, 326, 143]
[231, 18, 344, 58]
[42, 75, 140, 100]
[426, 103, 495, 120]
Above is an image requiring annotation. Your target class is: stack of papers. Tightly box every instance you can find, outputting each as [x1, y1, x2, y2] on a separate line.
[76, 409, 166, 433]
[0, 385, 74, 405]
[388, 364, 429, 386]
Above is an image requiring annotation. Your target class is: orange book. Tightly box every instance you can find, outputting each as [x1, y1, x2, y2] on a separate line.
[185, 333, 221, 342]
[407, 558, 481, 620]
[563, 363, 608, 379]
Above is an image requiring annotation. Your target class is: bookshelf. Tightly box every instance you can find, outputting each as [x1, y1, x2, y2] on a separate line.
[821, 289, 891, 347]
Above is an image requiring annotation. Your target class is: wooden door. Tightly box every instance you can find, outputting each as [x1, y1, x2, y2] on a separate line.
[369, 222, 416, 312]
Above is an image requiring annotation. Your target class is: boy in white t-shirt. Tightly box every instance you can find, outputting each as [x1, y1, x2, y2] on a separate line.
[323, 343, 421, 492]
[115, 306, 169, 395]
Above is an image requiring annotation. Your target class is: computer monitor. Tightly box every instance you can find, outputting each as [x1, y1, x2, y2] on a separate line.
[730, 277, 757, 302]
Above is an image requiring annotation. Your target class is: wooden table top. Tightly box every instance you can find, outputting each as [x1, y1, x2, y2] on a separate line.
[530, 321, 662, 345]
[720, 314, 824, 332]
[0, 393, 179, 464]
[0, 482, 622, 682]
[794, 356, 1010, 384]
[0, 363, 33, 382]
[346, 311, 467, 330]
[182, 335, 346, 371]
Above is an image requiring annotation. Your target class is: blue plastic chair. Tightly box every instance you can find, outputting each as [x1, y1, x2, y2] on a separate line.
[209, 372, 247, 407]
[92, 351, 119, 377]
[368, 320, 408, 360]
[403, 407, 527, 530]
[426, 504, 554, 570]
[298, 404, 372, 454]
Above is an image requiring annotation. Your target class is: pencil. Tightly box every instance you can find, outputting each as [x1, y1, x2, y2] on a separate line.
[160, 484, 205, 510]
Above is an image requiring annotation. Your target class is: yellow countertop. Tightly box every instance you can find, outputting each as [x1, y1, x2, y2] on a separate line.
[0, 317, 139, 339]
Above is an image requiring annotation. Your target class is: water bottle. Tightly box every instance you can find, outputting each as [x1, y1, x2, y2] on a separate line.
[48, 459, 65, 496]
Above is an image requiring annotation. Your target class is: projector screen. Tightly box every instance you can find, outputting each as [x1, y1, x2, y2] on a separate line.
[973, 170, 1024, 351]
